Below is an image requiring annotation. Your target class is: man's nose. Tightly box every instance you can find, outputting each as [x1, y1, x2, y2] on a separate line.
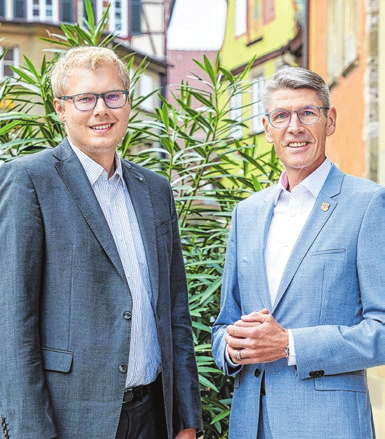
[93, 96, 109, 113]
[287, 112, 304, 132]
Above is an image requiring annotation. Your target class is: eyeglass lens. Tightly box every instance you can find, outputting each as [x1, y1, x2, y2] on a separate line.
[74, 91, 127, 111]
[269, 106, 321, 128]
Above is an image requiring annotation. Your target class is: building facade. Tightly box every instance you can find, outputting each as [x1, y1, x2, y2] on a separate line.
[219, 0, 304, 144]
[0, 0, 174, 121]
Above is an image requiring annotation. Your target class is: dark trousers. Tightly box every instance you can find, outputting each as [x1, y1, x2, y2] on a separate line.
[115, 378, 168, 439]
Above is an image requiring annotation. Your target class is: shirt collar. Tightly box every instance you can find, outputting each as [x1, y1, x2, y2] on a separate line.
[274, 157, 332, 205]
[69, 141, 123, 186]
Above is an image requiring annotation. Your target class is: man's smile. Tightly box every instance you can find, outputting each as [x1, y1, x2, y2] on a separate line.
[90, 123, 114, 130]
[286, 141, 309, 148]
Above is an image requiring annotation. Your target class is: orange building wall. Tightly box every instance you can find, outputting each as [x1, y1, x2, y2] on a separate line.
[308, 0, 366, 178]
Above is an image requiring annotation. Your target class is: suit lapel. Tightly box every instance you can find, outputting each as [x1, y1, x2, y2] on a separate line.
[272, 166, 345, 312]
[242, 187, 275, 311]
[53, 140, 127, 284]
[255, 191, 276, 310]
[121, 160, 159, 306]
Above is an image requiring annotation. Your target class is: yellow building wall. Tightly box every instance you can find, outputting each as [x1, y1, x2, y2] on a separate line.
[221, 0, 298, 69]
[220, 0, 300, 152]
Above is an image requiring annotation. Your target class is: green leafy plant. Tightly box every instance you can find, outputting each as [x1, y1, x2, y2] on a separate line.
[124, 54, 281, 437]
[0, 2, 281, 436]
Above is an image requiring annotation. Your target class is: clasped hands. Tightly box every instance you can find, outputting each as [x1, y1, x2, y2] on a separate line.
[225, 309, 289, 365]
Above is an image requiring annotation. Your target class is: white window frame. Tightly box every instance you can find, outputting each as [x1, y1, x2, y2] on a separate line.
[235, 0, 247, 37]
[110, 1, 128, 37]
[0, 46, 19, 80]
[27, 0, 59, 23]
[96, 0, 128, 37]
[251, 75, 265, 134]
[139, 73, 155, 112]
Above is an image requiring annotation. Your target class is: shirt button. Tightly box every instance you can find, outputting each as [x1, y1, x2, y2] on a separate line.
[123, 311, 132, 320]
[119, 364, 127, 373]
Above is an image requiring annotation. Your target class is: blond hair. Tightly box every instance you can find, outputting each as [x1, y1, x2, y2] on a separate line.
[50, 46, 130, 97]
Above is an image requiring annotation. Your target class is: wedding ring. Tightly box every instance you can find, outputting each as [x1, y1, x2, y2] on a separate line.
[235, 350, 241, 361]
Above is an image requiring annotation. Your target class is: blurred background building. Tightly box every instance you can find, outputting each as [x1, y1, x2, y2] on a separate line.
[0, 0, 174, 122]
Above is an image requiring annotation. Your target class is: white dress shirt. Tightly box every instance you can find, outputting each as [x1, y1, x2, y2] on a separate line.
[265, 158, 332, 364]
[71, 144, 161, 387]
[226, 158, 332, 367]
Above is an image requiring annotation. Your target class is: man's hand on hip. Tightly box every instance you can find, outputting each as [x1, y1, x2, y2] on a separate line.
[225, 309, 288, 364]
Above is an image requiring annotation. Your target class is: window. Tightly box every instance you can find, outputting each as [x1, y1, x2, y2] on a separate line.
[0, 47, 19, 80]
[60, 0, 73, 22]
[28, 0, 58, 22]
[130, 0, 142, 36]
[14, 0, 26, 18]
[263, 0, 275, 23]
[139, 73, 155, 112]
[251, 75, 265, 133]
[327, 0, 358, 84]
[230, 90, 243, 139]
[235, 0, 247, 37]
[0, 0, 5, 17]
[110, 1, 128, 37]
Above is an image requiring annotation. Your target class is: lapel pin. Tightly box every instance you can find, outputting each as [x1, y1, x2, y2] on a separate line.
[321, 202, 330, 212]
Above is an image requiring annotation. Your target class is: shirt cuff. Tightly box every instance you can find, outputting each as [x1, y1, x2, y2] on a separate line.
[287, 329, 297, 366]
[225, 345, 238, 367]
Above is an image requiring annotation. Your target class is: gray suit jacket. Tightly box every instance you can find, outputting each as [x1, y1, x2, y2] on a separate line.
[212, 165, 385, 438]
[0, 139, 202, 438]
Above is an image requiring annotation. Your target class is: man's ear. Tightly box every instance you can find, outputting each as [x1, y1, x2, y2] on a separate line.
[53, 98, 66, 123]
[326, 107, 337, 137]
[262, 116, 273, 143]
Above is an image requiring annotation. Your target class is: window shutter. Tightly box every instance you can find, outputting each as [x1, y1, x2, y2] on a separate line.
[61, 0, 74, 22]
[130, 0, 142, 35]
[14, 0, 26, 18]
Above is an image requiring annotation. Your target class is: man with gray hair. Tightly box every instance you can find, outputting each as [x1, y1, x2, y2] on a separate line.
[212, 66, 385, 438]
[0, 46, 202, 439]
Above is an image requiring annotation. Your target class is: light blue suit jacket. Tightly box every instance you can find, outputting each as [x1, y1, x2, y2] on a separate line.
[212, 165, 385, 439]
[0, 140, 202, 438]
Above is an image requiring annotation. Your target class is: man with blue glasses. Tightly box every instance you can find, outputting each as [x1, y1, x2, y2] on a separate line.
[212, 66, 385, 438]
[0, 46, 202, 439]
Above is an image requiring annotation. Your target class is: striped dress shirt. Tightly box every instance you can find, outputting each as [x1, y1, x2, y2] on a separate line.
[71, 144, 161, 388]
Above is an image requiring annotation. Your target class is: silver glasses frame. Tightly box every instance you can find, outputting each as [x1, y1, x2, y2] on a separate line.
[58, 89, 129, 111]
[265, 105, 329, 129]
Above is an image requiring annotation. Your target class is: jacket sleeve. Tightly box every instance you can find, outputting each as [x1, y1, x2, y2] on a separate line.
[167, 184, 203, 436]
[293, 187, 385, 379]
[0, 162, 57, 438]
[211, 205, 242, 377]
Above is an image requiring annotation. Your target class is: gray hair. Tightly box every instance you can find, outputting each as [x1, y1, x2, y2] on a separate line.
[262, 67, 330, 112]
[50, 46, 130, 98]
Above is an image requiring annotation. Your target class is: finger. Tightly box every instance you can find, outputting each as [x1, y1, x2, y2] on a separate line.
[233, 320, 263, 327]
[240, 312, 269, 323]
[225, 334, 247, 349]
[240, 308, 269, 319]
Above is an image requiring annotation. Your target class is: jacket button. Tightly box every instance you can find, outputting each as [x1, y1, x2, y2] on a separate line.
[309, 370, 324, 378]
[119, 364, 127, 373]
[123, 311, 132, 320]
[254, 368, 261, 378]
